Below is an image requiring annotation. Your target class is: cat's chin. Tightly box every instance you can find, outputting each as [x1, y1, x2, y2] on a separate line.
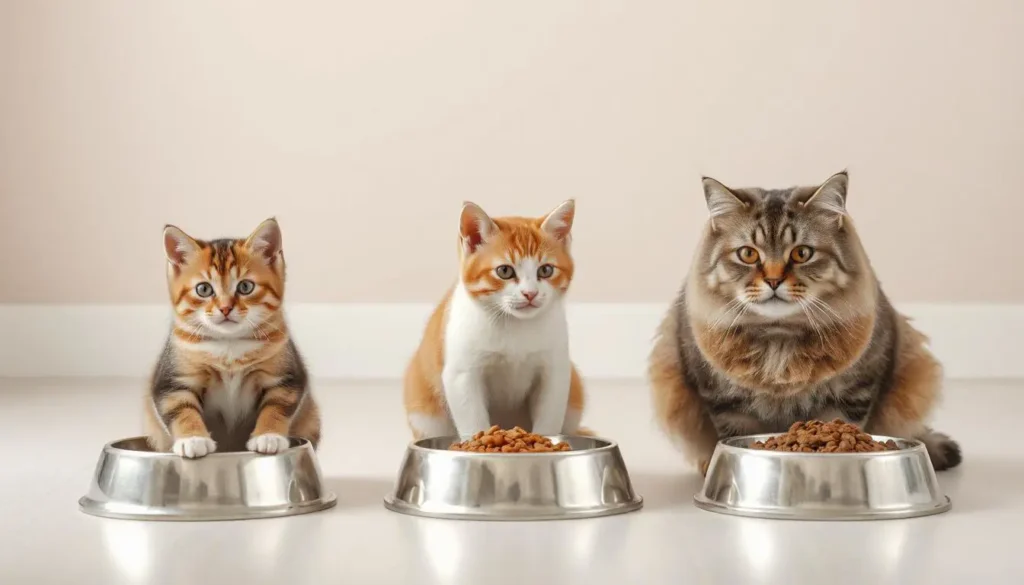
[747, 299, 802, 320]
[201, 318, 255, 339]
[504, 304, 548, 320]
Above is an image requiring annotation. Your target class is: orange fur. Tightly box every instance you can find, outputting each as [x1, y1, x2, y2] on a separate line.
[693, 314, 875, 393]
[403, 298, 588, 438]
[648, 305, 719, 473]
[145, 219, 320, 455]
[460, 216, 574, 299]
[404, 202, 587, 439]
[866, 316, 943, 437]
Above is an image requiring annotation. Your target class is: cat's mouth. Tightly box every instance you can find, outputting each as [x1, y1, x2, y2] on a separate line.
[747, 297, 802, 319]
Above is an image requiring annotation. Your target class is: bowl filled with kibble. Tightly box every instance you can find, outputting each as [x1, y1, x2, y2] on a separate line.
[694, 419, 951, 521]
[384, 426, 643, 520]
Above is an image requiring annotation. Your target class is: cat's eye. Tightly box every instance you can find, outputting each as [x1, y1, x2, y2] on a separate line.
[495, 265, 516, 280]
[790, 246, 815, 263]
[195, 282, 214, 298]
[236, 279, 255, 295]
[736, 247, 760, 265]
[537, 264, 555, 279]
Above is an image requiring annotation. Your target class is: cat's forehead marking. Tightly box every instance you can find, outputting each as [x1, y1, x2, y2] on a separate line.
[760, 193, 788, 238]
[753, 226, 766, 246]
[783, 224, 796, 244]
[207, 239, 238, 275]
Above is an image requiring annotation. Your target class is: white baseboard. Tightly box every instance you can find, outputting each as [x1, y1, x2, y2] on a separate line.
[0, 303, 1021, 379]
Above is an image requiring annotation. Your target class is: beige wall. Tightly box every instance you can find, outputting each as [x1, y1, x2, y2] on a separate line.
[2, 1, 1022, 304]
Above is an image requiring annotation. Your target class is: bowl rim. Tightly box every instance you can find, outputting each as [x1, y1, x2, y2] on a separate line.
[100, 435, 315, 459]
[717, 433, 927, 457]
[407, 433, 619, 457]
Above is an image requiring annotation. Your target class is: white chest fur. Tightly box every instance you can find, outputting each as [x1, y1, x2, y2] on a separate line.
[203, 369, 258, 427]
[185, 339, 266, 427]
[189, 338, 265, 364]
[442, 285, 571, 435]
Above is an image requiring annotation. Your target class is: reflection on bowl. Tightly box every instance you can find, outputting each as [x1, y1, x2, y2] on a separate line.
[385, 435, 643, 521]
[695, 434, 951, 521]
[79, 436, 336, 521]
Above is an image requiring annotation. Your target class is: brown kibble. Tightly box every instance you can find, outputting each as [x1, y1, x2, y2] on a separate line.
[449, 426, 572, 453]
[750, 420, 904, 454]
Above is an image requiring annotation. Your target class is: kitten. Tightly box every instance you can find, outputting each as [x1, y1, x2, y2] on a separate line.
[144, 218, 321, 458]
[403, 200, 586, 439]
[649, 171, 961, 475]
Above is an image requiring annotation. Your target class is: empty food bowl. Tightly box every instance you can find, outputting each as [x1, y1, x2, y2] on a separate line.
[694, 434, 951, 520]
[384, 435, 643, 520]
[79, 436, 336, 521]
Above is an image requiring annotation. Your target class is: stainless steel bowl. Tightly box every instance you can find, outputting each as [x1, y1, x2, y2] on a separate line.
[79, 437, 336, 521]
[694, 434, 951, 520]
[384, 435, 643, 521]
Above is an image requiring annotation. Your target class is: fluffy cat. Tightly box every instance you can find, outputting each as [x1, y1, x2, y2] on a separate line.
[403, 200, 586, 439]
[144, 218, 320, 458]
[649, 171, 961, 475]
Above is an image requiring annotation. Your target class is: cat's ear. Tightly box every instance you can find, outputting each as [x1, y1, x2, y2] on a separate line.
[801, 171, 849, 228]
[245, 217, 283, 262]
[540, 199, 575, 242]
[459, 202, 497, 255]
[702, 177, 753, 224]
[163, 225, 200, 266]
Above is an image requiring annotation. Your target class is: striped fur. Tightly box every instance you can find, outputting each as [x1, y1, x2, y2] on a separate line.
[650, 172, 961, 475]
[144, 218, 320, 458]
[403, 201, 587, 439]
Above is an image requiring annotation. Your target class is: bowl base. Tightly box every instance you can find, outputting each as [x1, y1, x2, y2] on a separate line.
[693, 494, 951, 521]
[79, 493, 337, 522]
[383, 495, 643, 521]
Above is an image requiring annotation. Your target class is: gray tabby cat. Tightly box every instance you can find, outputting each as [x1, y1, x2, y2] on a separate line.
[649, 171, 961, 475]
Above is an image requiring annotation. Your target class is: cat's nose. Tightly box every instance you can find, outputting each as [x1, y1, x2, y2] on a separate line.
[522, 290, 538, 302]
[764, 278, 783, 290]
[219, 305, 233, 316]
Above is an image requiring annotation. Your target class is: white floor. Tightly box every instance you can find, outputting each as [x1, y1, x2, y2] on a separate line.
[0, 378, 1020, 584]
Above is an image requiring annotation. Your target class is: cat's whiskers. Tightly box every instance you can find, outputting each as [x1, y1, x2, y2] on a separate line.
[487, 301, 510, 326]
[801, 298, 846, 354]
[707, 298, 744, 330]
[184, 320, 205, 342]
[805, 296, 861, 338]
[245, 317, 269, 341]
[796, 298, 830, 350]
[722, 301, 750, 345]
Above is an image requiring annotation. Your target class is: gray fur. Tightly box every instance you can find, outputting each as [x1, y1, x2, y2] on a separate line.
[666, 172, 961, 471]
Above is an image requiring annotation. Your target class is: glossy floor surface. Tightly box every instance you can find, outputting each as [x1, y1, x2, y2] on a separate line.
[1, 378, 1020, 584]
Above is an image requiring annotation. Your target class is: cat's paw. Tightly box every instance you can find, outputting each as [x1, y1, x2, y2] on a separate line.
[247, 433, 290, 454]
[172, 436, 217, 459]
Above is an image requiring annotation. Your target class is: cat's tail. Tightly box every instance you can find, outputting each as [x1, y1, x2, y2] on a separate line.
[918, 428, 962, 471]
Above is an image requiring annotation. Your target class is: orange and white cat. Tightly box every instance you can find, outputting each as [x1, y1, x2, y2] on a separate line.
[145, 218, 320, 458]
[404, 201, 586, 439]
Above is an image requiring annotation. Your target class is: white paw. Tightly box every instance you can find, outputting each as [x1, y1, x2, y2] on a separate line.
[172, 436, 217, 459]
[247, 433, 290, 454]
